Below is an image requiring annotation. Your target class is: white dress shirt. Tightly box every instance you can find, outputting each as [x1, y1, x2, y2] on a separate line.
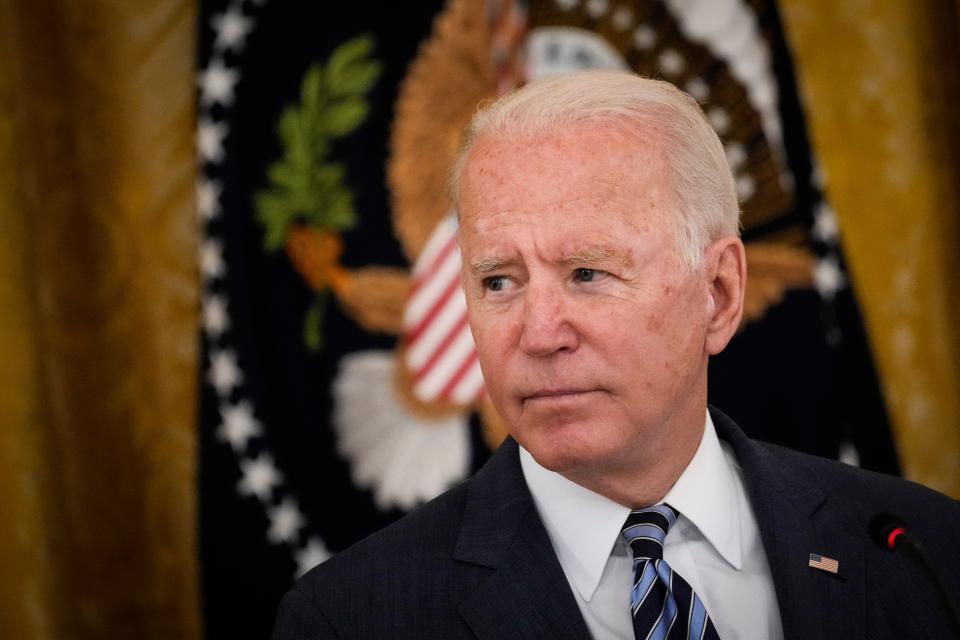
[519, 412, 784, 640]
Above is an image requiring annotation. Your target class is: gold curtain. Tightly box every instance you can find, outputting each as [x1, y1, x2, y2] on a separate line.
[780, 0, 960, 497]
[0, 0, 200, 638]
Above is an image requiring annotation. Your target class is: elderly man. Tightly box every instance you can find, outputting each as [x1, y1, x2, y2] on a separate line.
[274, 71, 960, 639]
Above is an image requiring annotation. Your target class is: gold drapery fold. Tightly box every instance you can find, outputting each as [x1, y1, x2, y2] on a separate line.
[780, 0, 960, 496]
[0, 0, 201, 638]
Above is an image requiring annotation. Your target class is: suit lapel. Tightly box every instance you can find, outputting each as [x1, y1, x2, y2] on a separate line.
[454, 410, 872, 640]
[454, 438, 592, 640]
[712, 407, 867, 640]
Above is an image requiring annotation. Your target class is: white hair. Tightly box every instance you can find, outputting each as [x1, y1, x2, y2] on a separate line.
[449, 70, 740, 268]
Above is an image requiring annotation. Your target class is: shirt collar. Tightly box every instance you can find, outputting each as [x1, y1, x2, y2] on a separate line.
[662, 411, 743, 571]
[519, 411, 743, 602]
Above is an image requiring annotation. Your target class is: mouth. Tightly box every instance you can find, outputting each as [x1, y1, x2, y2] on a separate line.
[522, 388, 601, 403]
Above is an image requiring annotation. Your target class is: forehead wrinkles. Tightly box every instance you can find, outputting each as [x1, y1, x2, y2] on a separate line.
[461, 173, 650, 236]
[469, 120, 666, 177]
[457, 124, 673, 245]
[486, 133, 659, 189]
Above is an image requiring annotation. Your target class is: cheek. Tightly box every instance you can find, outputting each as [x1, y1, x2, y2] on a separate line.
[651, 295, 709, 386]
[597, 290, 705, 381]
[470, 309, 531, 415]
[469, 307, 516, 373]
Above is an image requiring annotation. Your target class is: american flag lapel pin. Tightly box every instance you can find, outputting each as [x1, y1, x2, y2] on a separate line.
[808, 553, 840, 574]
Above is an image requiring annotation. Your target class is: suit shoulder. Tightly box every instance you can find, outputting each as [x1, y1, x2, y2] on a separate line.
[289, 478, 470, 597]
[755, 439, 960, 522]
[275, 481, 485, 637]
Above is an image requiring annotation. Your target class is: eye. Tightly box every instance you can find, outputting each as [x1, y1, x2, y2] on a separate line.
[574, 268, 598, 282]
[484, 276, 508, 291]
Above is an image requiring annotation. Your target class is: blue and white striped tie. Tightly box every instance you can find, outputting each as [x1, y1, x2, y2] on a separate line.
[621, 505, 721, 640]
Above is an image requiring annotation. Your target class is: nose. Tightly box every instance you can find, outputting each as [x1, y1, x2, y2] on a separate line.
[518, 281, 579, 357]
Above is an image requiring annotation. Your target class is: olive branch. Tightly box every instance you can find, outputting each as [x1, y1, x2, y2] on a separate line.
[254, 35, 382, 349]
[256, 35, 381, 247]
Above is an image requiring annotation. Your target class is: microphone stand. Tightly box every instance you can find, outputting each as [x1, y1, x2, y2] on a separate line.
[873, 515, 960, 639]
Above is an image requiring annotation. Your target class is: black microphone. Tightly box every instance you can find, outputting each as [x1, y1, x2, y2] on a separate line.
[869, 513, 960, 638]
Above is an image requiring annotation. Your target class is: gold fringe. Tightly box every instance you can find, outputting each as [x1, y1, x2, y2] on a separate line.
[741, 241, 815, 328]
[336, 267, 411, 336]
[388, 0, 495, 262]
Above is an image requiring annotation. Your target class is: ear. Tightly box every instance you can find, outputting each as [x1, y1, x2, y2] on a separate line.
[703, 236, 746, 355]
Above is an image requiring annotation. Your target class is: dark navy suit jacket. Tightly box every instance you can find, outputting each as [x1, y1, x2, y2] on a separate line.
[273, 408, 960, 639]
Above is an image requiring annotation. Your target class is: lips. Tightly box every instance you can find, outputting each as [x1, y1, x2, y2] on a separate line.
[523, 388, 599, 402]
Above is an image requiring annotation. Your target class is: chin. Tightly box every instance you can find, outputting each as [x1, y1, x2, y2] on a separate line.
[515, 420, 619, 476]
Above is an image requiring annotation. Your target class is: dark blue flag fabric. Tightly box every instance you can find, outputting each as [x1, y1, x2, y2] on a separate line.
[196, 0, 899, 636]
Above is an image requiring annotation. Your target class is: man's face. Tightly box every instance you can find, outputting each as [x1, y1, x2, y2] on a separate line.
[458, 122, 715, 482]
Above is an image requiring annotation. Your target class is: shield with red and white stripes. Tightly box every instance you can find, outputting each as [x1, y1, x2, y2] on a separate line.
[402, 214, 485, 405]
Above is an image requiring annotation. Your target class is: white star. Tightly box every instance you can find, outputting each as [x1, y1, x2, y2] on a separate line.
[207, 348, 243, 396]
[201, 238, 226, 280]
[708, 107, 731, 134]
[633, 25, 656, 51]
[838, 441, 860, 467]
[198, 58, 240, 107]
[685, 78, 709, 102]
[812, 202, 840, 243]
[238, 453, 282, 502]
[813, 256, 846, 300]
[725, 143, 747, 170]
[658, 49, 685, 76]
[217, 399, 262, 453]
[197, 177, 222, 221]
[825, 326, 843, 347]
[197, 117, 228, 164]
[612, 7, 633, 31]
[211, 6, 254, 53]
[267, 497, 305, 544]
[295, 537, 332, 577]
[736, 174, 756, 201]
[203, 293, 230, 337]
[586, 0, 608, 19]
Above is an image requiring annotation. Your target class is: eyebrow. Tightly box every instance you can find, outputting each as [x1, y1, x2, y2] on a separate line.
[562, 246, 631, 268]
[469, 256, 511, 275]
[469, 245, 631, 276]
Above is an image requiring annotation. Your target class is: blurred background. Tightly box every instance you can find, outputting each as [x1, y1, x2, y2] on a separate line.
[1, 0, 958, 637]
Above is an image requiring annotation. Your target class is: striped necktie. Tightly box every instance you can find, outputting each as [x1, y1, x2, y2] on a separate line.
[621, 505, 721, 640]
